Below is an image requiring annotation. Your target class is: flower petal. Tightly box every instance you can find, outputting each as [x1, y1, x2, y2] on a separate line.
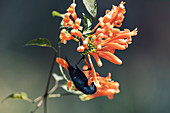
[67, 80, 72, 90]
[90, 52, 103, 67]
[106, 42, 126, 50]
[88, 55, 100, 87]
[77, 46, 85, 52]
[56, 57, 69, 71]
[97, 51, 122, 65]
[97, 46, 115, 54]
[71, 29, 84, 41]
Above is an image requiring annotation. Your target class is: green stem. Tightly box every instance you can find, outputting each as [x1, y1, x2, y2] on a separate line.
[73, 0, 75, 3]
[58, 41, 69, 81]
[59, 64, 68, 81]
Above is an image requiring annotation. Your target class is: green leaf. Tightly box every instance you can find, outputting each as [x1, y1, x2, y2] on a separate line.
[26, 38, 52, 47]
[2, 92, 32, 103]
[82, 13, 92, 28]
[82, 13, 92, 35]
[52, 11, 64, 18]
[82, 0, 97, 18]
[83, 29, 92, 35]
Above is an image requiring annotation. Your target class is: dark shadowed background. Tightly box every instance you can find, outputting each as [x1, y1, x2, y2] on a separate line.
[0, 0, 170, 113]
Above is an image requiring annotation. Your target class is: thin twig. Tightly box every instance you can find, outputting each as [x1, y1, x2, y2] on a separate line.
[43, 47, 58, 113]
[43, 40, 60, 113]
[59, 64, 68, 81]
[48, 80, 59, 94]
[31, 99, 44, 113]
[58, 41, 69, 81]
[32, 96, 42, 103]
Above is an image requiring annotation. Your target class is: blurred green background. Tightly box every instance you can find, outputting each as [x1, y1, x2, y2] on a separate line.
[0, 0, 170, 113]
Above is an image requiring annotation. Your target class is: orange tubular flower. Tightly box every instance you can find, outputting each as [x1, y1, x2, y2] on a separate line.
[96, 51, 122, 65]
[60, 3, 83, 44]
[59, 29, 79, 44]
[62, 13, 74, 28]
[89, 52, 102, 67]
[67, 3, 77, 20]
[77, 36, 90, 52]
[67, 80, 72, 90]
[87, 55, 100, 86]
[71, 29, 84, 41]
[73, 18, 83, 30]
[56, 57, 68, 71]
[100, 1, 126, 27]
[77, 46, 85, 52]
[80, 56, 120, 101]
[87, 2, 137, 66]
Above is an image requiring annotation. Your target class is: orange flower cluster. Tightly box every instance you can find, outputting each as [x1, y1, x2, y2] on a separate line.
[90, 27, 137, 66]
[82, 56, 120, 100]
[78, 1, 137, 67]
[59, 2, 137, 67]
[59, 3, 83, 44]
[57, 1, 137, 100]
[56, 56, 120, 100]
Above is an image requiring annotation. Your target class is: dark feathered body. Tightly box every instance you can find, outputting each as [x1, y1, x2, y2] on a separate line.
[66, 57, 96, 94]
